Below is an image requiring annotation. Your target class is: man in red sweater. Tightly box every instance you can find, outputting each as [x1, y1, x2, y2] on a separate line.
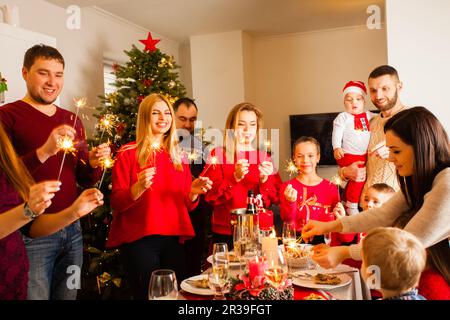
[0, 44, 110, 300]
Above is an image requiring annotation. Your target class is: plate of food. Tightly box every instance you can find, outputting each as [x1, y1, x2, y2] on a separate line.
[206, 251, 245, 267]
[180, 275, 214, 296]
[291, 270, 352, 290]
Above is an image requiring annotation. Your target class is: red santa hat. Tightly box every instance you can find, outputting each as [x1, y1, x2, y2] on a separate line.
[342, 81, 367, 98]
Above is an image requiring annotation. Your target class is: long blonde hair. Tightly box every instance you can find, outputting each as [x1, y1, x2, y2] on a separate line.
[0, 122, 34, 201]
[134, 93, 182, 170]
[224, 102, 263, 163]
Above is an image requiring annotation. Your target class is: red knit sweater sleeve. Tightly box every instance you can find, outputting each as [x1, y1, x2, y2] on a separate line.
[279, 181, 297, 223]
[110, 146, 139, 213]
[203, 148, 239, 206]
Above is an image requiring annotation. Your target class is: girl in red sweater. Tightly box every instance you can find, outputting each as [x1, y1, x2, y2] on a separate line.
[280, 136, 343, 245]
[203, 103, 282, 248]
[107, 94, 211, 300]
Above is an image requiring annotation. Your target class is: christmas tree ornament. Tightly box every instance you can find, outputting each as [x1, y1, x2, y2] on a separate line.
[139, 32, 160, 52]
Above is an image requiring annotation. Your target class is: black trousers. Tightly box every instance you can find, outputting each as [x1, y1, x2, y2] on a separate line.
[120, 235, 186, 300]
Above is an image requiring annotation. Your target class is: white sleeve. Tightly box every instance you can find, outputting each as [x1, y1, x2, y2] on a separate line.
[332, 113, 347, 149]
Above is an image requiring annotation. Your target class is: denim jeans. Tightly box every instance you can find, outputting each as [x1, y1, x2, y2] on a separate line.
[22, 221, 83, 300]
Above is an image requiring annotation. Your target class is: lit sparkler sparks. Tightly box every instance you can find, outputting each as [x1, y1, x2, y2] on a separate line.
[284, 159, 298, 177]
[56, 135, 76, 181]
[71, 97, 87, 129]
[97, 157, 115, 189]
[330, 174, 344, 200]
[200, 155, 218, 177]
[98, 114, 116, 142]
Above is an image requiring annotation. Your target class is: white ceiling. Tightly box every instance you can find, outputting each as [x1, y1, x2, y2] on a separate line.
[46, 0, 385, 42]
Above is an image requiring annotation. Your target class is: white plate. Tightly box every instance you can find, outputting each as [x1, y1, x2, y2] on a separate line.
[206, 252, 246, 267]
[180, 275, 214, 296]
[291, 269, 352, 290]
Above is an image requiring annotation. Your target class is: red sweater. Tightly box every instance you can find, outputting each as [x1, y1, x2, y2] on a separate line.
[203, 148, 282, 235]
[107, 143, 197, 247]
[0, 100, 101, 214]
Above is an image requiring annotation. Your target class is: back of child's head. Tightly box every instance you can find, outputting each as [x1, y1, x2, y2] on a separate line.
[362, 227, 426, 292]
[368, 183, 395, 195]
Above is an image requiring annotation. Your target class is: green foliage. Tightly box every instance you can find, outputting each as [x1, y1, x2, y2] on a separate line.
[80, 44, 186, 300]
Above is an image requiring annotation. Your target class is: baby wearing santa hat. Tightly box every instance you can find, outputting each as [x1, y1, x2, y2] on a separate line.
[332, 81, 376, 217]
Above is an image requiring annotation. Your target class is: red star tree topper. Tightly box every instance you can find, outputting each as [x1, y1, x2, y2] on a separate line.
[139, 32, 161, 52]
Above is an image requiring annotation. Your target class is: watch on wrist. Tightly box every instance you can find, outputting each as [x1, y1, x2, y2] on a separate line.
[23, 202, 39, 220]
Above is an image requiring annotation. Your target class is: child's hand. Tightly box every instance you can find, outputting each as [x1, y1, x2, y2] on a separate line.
[369, 141, 389, 159]
[333, 148, 344, 160]
[284, 184, 297, 202]
[333, 202, 346, 219]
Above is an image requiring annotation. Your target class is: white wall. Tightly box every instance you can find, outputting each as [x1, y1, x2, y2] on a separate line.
[190, 31, 246, 131]
[0, 0, 181, 136]
[246, 26, 387, 180]
[386, 0, 450, 133]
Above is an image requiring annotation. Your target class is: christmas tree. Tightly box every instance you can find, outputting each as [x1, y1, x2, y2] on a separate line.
[80, 32, 186, 299]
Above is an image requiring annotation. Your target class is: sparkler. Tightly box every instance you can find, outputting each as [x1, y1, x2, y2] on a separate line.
[97, 157, 115, 189]
[56, 136, 76, 181]
[199, 155, 218, 177]
[98, 114, 116, 142]
[330, 174, 344, 200]
[71, 97, 87, 129]
[148, 140, 162, 167]
[284, 159, 298, 177]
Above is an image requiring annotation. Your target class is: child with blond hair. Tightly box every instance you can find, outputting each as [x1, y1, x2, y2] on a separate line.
[361, 227, 426, 300]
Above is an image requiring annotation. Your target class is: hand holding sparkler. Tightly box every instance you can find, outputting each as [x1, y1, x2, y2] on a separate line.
[284, 184, 298, 203]
[234, 158, 249, 182]
[70, 188, 104, 218]
[89, 142, 112, 168]
[189, 176, 213, 202]
[37, 125, 76, 163]
[258, 160, 273, 183]
[332, 201, 346, 219]
[131, 167, 157, 200]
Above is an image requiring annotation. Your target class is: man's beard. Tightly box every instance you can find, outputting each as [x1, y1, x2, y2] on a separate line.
[373, 90, 398, 112]
[30, 90, 57, 105]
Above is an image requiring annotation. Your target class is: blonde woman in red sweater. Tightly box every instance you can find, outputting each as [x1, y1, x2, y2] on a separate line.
[203, 102, 282, 248]
[107, 94, 212, 300]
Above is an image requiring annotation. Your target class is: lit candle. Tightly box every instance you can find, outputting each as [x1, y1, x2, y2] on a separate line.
[248, 256, 266, 287]
[261, 234, 278, 257]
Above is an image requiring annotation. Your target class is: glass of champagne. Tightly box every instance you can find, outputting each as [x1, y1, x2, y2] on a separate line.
[264, 247, 289, 290]
[282, 222, 297, 250]
[233, 225, 247, 273]
[209, 243, 230, 300]
[148, 269, 178, 300]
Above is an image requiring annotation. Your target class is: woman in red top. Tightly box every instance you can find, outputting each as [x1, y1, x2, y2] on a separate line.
[107, 94, 211, 300]
[280, 136, 345, 245]
[203, 102, 281, 248]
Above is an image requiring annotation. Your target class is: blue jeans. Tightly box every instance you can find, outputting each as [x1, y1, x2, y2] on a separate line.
[23, 221, 83, 300]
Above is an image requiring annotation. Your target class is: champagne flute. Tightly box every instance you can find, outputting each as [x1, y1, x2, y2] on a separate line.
[282, 222, 297, 250]
[209, 242, 230, 300]
[148, 269, 178, 300]
[264, 247, 288, 290]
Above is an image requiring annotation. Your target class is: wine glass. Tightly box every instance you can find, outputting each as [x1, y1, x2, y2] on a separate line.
[233, 225, 247, 273]
[282, 222, 297, 250]
[148, 269, 178, 300]
[209, 243, 230, 300]
[263, 247, 288, 290]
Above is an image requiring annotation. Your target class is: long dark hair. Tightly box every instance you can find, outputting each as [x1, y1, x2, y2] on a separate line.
[384, 106, 450, 284]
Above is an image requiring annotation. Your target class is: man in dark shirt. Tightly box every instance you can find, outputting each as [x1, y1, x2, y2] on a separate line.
[174, 97, 212, 276]
[0, 44, 110, 300]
